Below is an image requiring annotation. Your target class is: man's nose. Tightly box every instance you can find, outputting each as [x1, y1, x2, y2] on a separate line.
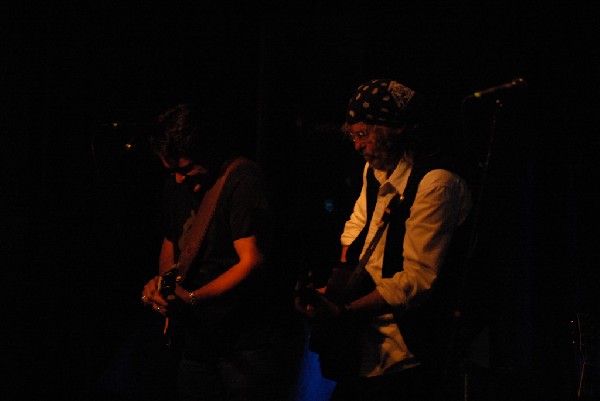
[175, 173, 186, 184]
[354, 141, 365, 151]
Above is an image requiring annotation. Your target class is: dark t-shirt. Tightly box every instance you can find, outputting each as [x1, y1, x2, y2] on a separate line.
[161, 158, 279, 358]
[163, 158, 272, 280]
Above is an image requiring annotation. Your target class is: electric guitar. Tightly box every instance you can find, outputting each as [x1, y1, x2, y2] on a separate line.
[299, 193, 403, 381]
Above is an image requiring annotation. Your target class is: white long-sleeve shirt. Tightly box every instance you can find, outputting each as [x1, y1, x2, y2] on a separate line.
[341, 157, 472, 376]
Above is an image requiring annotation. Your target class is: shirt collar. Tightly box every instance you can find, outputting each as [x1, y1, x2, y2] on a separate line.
[370, 156, 413, 196]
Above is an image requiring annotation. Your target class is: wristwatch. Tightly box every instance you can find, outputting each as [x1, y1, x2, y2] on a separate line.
[189, 291, 198, 306]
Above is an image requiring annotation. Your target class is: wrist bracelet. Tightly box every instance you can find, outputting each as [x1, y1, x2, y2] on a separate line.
[189, 291, 198, 306]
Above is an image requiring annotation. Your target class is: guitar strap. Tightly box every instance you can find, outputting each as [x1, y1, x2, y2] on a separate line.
[176, 156, 248, 281]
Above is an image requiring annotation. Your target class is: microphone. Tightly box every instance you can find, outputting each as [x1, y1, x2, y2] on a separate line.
[98, 121, 152, 128]
[466, 77, 527, 100]
[96, 121, 151, 151]
[105, 123, 135, 149]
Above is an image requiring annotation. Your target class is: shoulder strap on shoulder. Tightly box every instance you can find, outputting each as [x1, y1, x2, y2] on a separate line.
[176, 157, 248, 280]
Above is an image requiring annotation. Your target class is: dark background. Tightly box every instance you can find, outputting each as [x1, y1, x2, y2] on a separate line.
[3, 1, 600, 400]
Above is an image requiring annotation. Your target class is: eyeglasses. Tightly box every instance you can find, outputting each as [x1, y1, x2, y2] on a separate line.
[347, 131, 372, 143]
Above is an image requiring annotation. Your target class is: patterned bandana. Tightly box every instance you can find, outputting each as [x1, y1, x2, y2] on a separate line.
[346, 79, 419, 126]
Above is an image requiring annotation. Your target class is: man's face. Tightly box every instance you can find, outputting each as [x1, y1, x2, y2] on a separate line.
[347, 123, 400, 172]
[161, 157, 208, 193]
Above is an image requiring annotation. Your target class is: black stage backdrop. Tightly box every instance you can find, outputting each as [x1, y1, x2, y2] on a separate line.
[3, 2, 599, 400]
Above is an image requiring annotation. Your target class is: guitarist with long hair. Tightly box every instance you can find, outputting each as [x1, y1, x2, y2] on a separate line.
[295, 79, 475, 401]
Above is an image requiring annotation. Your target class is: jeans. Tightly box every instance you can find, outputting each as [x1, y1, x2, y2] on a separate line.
[177, 343, 296, 401]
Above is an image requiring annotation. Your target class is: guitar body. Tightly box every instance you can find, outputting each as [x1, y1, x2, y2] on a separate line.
[307, 264, 375, 382]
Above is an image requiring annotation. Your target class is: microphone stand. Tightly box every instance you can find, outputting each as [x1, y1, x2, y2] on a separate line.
[445, 97, 505, 401]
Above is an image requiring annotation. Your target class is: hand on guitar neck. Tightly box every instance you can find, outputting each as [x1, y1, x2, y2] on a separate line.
[141, 266, 181, 313]
[294, 268, 354, 325]
[139, 265, 182, 349]
[158, 266, 182, 303]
